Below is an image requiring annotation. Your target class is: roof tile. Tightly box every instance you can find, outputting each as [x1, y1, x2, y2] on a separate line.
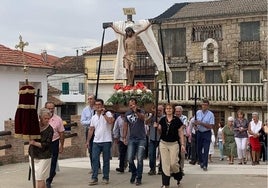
[171, 0, 267, 19]
[84, 37, 147, 56]
[0, 44, 53, 69]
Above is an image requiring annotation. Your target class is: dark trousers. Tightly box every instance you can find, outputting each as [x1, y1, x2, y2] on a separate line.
[197, 130, 211, 168]
[162, 170, 183, 186]
[118, 140, 128, 170]
[46, 139, 59, 184]
[190, 133, 198, 162]
[148, 140, 159, 171]
[186, 137, 191, 159]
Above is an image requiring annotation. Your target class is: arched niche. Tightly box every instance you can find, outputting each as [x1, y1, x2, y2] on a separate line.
[202, 38, 219, 63]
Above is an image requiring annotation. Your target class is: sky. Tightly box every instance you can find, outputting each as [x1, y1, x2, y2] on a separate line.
[0, 0, 210, 57]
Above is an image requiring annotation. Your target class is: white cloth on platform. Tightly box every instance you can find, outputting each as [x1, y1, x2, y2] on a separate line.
[113, 19, 171, 80]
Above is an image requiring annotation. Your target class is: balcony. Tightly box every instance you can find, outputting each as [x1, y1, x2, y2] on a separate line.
[60, 90, 85, 103]
[158, 80, 268, 106]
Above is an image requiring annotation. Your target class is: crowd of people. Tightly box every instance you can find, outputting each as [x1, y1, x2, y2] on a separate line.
[78, 96, 268, 187]
[29, 96, 267, 188]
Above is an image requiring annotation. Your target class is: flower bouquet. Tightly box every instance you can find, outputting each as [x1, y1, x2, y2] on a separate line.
[106, 82, 154, 112]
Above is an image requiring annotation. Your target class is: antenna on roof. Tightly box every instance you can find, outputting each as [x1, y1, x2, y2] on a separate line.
[73, 46, 91, 55]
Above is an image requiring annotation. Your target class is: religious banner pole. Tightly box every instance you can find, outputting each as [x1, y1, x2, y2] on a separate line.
[158, 22, 170, 103]
[14, 35, 40, 188]
[194, 91, 197, 120]
[154, 76, 159, 173]
[95, 27, 106, 99]
[153, 71, 162, 139]
[28, 89, 42, 181]
[15, 35, 29, 84]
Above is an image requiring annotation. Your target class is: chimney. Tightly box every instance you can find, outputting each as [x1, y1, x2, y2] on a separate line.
[41, 50, 48, 63]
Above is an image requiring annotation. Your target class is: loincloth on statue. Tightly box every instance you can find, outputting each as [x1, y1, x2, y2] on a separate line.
[123, 55, 136, 71]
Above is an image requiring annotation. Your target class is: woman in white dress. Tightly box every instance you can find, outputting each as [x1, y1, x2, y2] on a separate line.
[209, 129, 215, 162]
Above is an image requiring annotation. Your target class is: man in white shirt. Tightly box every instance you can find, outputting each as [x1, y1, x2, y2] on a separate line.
[81, 95, 101, 173]
[86, 99, 115, 186]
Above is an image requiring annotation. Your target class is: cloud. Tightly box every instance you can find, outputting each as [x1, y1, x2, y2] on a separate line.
[0, 0, 211, 57]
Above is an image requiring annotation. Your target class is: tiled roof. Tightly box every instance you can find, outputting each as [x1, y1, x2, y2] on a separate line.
[47, 85, 63, 106]
[24, 51, 59, 64]
[53, 56, 84, 74]
[48, 84, 61, 95]
[48, 95, 64, 106]
[0, 44, 53, 69]
[84, 37, 147, 56]
[171, 0, 267, 20]
[153, 2, 189, 20]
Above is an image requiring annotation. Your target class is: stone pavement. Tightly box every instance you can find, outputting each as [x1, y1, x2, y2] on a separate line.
[0, 156, 267, 188]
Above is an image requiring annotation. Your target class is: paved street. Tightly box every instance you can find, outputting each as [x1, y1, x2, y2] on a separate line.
[0, 156, 267, 188]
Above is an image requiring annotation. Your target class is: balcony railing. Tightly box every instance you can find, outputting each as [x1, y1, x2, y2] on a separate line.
[158, 79, 268, 106]
[62, 90, 85, 95]
[238, 41, 261, 61]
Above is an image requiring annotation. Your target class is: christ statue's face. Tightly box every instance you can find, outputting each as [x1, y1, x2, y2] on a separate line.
[126, 30, 133, 37]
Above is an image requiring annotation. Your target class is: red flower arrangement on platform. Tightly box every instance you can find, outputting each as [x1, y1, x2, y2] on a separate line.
[106, 82, 154, 107]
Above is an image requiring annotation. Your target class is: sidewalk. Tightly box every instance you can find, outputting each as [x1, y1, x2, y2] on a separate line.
[0, 157, 267, 188]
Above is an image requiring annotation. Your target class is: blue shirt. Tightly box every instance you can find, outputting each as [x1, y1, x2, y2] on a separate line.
[196, 109, 215, 132]
[80, 106, 94, 128]
[178, 114, 188, 135]
[113, 115, 126, 141]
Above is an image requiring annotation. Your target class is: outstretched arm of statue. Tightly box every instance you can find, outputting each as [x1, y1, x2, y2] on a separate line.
[136, 22, 152, 35]
[110, 24, 125, 36]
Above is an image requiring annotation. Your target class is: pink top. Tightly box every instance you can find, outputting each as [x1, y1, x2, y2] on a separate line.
[49, 114, 65, 141]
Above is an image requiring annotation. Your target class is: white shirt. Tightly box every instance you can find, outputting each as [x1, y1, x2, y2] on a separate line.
[249, 120, 262, 137]
[90, 111, 113, 143]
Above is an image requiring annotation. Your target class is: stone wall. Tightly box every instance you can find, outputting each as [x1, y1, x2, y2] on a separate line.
[0, 115, 87, 165]
[159, 15, 267, 84]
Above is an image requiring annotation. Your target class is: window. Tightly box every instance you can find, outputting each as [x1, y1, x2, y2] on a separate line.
[239, 21, 260, 60]
[95, 60, 114, 75]
[243, 70, 260, 83]
[61, 104, 76, 121]
[192, 25, 222, 42]
[159, 28, 186, 57]
[134, 54, 156, 80]
[205, 70, 221, 83]
[62, 82, 69, 95]
[240, 21, 260, 41]
[172, 71, 186, 83]
[79, 82, 84, 94]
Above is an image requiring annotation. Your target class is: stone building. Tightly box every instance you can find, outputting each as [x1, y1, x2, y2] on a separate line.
[83, 0, 267, 128]
[151, 0, 267, 126]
